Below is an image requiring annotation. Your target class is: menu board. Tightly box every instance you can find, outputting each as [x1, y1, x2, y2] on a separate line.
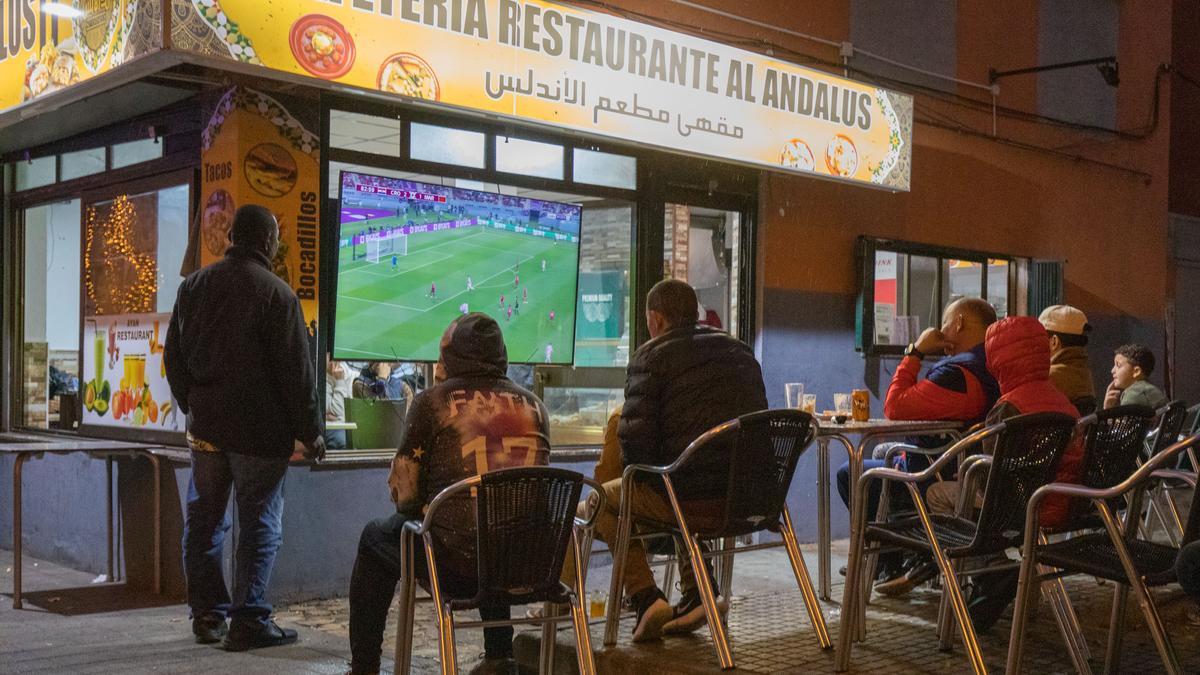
[81, 312, 183, 434]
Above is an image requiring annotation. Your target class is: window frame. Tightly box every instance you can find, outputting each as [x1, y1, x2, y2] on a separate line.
[857, 236, 1025, 357]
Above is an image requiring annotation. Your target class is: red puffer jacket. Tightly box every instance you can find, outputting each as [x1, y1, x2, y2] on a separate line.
[985, 316, 1081, 528]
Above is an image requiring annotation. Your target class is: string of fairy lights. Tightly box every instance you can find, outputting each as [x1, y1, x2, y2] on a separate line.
[83, 195, 158, 314]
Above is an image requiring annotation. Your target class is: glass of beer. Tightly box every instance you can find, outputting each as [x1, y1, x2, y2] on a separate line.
[802, 394, 817, 414]
[852, 389, 870, 422]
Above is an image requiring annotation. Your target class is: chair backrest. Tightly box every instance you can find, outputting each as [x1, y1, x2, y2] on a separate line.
[1147, 400, 1188, 457]
[1183, 403, 1200, 437]
[961, 412, 1077, 555]
[681, 408, 815, 537]
[469, 467, 584, 607]
[1063, 405, 1155, 525]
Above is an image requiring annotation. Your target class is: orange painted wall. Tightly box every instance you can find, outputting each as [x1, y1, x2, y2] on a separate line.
[612, 0, 1173, 325]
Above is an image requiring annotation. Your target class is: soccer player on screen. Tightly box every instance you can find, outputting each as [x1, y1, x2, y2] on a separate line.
[391, 255, 398, 271]
[429, 282, 437, 300]
[514, 273, 519, 289]
[459, 302, 469, 315]
[506, 306, 513, 322]
[544, 343, 553, 364]
[522, 287, 528, 304]
[466, 275, 475, 292]
[514, 300, 520, 315]
[541, 259, 546, 272]
[549, 310, 556, 322]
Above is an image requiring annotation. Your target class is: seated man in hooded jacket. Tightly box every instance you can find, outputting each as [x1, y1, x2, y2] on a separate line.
[924, 316, 1082, 632]
[346, 314, 551, 675]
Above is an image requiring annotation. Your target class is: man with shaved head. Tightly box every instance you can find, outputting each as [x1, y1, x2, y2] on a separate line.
[837, 296, 1000, 594]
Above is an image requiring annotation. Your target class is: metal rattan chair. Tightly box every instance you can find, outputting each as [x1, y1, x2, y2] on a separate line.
[835, 412, 1078, 675]
[393, 467, 604, 675]
[1005, 433, 1200, 675]
[602, 408, 831, 670]
[1143, 401, 1190, 544]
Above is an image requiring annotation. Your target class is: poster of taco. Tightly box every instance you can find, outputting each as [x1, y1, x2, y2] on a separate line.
[244, 143, 299, 197]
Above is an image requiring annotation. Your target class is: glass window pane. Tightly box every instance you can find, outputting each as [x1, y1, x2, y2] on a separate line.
[987, 258, 1010, 318]
[495, 137, 564, 179]
[577, 202, 633, 367]
[662, 204, 740, 336]
[409, 123, 485, 168]
[61, 148, 107, 181]
[544, 386, 625, 447]
[943, 259, 984, 308]
[573, 148, 636, 189]
[111, 138, 163, 169]
[84, 185, 188, 316]
[16, 156, 56, 190]
[873, 250, 900, 345]
[23, 200, 82, 429]
[330, 110, 401, 156]
[900, 254, 939, 334]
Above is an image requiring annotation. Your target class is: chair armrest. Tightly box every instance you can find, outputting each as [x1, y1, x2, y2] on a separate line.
[1151, 469, 1197, 488]
[860, 422, 1004, 488]
[574, 477, 608, 528]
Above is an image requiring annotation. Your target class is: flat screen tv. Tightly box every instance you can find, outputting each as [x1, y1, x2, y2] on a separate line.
[333, 171, 582, 364]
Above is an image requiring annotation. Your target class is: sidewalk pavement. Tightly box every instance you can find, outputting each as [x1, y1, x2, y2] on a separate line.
[4, 542, 1199, 673]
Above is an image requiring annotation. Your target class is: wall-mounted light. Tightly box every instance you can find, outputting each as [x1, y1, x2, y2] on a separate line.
[41, 2, 84, 19]
[989, 56, 1119, 87]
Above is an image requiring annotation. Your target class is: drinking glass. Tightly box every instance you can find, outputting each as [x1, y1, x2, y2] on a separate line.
[802, 394, 817, 414]
[834, 393, 852, 416]
[785, 383, 805, 409]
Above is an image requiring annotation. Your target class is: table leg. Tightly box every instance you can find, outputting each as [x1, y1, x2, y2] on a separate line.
[13, 454, 27, 610]
[148, 454, 162, 595]
[106, 457, 114, 583]
[817, 437, 831, 601]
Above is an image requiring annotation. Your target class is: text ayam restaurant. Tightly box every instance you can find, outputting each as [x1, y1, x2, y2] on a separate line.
[0, 0, 1163, 601]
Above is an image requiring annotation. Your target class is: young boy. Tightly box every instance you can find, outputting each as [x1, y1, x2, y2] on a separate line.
[1104, 343, 1168, 409]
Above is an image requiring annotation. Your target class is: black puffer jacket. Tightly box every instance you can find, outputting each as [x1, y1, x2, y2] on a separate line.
[618, 325, 767, 498]
[165, 245, 321, 457]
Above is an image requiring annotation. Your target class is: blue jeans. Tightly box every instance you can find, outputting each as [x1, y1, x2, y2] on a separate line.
[1177, 541, 1200, 599]
[183, 450, 289, 627]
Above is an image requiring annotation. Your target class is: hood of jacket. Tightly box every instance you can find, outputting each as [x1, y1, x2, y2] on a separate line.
[986, 316, 1053, 396]
[436, 312, 508, 380]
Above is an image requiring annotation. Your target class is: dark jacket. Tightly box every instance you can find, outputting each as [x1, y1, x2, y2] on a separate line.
[165, 245, 321, 457]
[1049, 346, 1097, 415]
[984, 317, 1081, 528]
[387, 313, 550, 577]
[618, 325, 768, 499]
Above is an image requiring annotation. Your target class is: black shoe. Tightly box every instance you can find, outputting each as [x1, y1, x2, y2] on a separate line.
[662, 588, 729, 636]
[967, 570, 1020, 633]
[467, 655, 518, 675]
[630, 588, 672, 642]
[192, 613, 228, 644]
[222, 619, 298, 651]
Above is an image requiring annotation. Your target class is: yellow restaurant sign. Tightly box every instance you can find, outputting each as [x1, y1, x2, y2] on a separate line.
[3, 0, 914, 189]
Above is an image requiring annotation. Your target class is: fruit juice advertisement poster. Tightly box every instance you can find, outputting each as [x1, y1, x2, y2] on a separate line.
[81, 312, 182, 433]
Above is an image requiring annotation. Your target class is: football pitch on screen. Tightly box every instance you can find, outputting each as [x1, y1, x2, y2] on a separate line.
[335, 220, 579, 363]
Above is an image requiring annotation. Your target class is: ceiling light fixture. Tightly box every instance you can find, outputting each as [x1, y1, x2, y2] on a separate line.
[41, 2, 84, 19]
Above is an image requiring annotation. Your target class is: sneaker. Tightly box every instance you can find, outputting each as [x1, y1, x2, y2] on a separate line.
[467, 655, 518, 675]
[222, 619, 299, 652]
[630, 589, 672, 642]
[662, 589, 729, 636]
[192, 613, 228, 644]
[874, 561, 937, 598]
[966, 569, 1020, 633]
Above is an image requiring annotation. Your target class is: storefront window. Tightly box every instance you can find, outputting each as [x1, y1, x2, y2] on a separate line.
[111, 138, 163, 169]
[859, 238, 1026, 354]
[663, 204, 742, 336]
[329, 110, 402, 157]
[16, 156, 56, 191]
[410, 122, 485, 168]
[61, 148, 107, 181]
[22, 200, 82, 429]
[495, 137, 564, 180]
[573, 148, 636, 190]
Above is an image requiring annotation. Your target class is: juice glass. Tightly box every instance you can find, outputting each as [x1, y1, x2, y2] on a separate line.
[93, 329, 105, 386]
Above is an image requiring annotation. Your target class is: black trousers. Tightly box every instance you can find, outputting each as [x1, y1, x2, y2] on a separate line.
[349, 512, 512, 673]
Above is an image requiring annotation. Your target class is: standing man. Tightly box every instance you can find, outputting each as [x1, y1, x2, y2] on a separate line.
[166, 205, 324, 651]
[1038, 304, 1097, 415]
